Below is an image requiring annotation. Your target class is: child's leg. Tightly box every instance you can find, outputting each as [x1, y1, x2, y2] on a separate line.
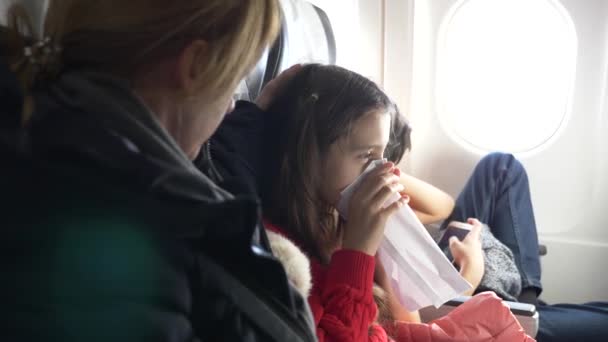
[442, 152, 543, 296]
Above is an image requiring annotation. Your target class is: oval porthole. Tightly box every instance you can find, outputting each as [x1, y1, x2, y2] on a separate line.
[436, 0, 577, 153]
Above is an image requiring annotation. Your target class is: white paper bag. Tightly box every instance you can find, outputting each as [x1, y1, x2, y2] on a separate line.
[337, 160, 472, 311]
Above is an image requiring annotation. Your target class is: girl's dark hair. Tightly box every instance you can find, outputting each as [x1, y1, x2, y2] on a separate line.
[264, 64, 411, 262]
[385, 104, 412, 164]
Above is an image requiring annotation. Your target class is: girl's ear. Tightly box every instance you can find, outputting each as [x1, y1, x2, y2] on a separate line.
[175, 39, 209, 96]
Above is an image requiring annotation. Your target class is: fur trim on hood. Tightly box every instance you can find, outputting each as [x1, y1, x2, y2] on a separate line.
[267, 230, 312, 297]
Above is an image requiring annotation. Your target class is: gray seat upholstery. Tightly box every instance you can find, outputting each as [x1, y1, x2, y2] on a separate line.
[235, 0, 336, 102]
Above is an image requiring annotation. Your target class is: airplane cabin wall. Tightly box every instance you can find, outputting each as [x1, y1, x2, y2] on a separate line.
[385, 0, 608, 304]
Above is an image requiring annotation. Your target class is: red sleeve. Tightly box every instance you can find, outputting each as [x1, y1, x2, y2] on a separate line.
[308, 249, 389, 342]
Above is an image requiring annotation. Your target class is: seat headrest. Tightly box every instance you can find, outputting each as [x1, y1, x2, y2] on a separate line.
[236, 0, 336, 102]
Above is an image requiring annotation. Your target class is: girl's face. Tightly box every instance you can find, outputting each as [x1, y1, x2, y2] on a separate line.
[319, 110, 391, 205]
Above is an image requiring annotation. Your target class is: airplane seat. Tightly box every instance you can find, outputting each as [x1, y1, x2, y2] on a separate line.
[234, 49, 271, 102]
[235, 0, 336, 103]
[271, 0, 336, 75]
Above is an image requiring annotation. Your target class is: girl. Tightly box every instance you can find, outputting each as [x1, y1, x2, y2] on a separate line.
[209, 63, 608, 342]
[205, 64, 534, 341]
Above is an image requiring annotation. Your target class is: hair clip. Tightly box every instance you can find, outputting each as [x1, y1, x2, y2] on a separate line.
[22, 37, 61, 68]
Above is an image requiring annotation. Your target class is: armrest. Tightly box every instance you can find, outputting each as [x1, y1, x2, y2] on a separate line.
[419, 296, 538, 338]
[446, 296, 537, 316]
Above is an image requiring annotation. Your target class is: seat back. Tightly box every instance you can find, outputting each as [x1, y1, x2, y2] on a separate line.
[275, 0, 336, 73]
[235, 0, 336, 102]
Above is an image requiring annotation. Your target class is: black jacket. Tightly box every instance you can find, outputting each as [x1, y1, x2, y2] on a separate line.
[0, 63, 316, 341]
[196, 100, 286, 206]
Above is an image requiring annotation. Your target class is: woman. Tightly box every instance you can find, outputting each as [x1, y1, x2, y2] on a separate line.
[0, 1, 317, 341]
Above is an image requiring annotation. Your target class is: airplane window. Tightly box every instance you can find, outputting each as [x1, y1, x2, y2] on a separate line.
[437, 0, 577, 153]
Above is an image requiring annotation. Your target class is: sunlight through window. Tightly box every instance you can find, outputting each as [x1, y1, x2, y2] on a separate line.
[437, 0, 577, 153]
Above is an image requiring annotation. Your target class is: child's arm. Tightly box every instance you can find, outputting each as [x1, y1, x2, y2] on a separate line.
[398, 172, 455, 224]
[449, 219, 485, 295]
[310, 251, 389, 342]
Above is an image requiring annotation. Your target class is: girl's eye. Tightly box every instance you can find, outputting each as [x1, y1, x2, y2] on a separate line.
[358, 150, 373, 160]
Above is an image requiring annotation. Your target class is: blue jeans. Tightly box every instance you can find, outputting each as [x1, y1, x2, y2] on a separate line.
[536, 302, 608, 342]
[444, 153, 608, 341]
[441, 152, 543, 295]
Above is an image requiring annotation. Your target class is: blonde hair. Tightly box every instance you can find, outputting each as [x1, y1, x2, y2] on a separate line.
[1, 0, 280, 98]
[372, 285, 392, 325]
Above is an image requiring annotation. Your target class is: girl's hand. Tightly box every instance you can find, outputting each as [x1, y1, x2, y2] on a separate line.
[449, 218, 485, 293]
[342, 163, 408, 256]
